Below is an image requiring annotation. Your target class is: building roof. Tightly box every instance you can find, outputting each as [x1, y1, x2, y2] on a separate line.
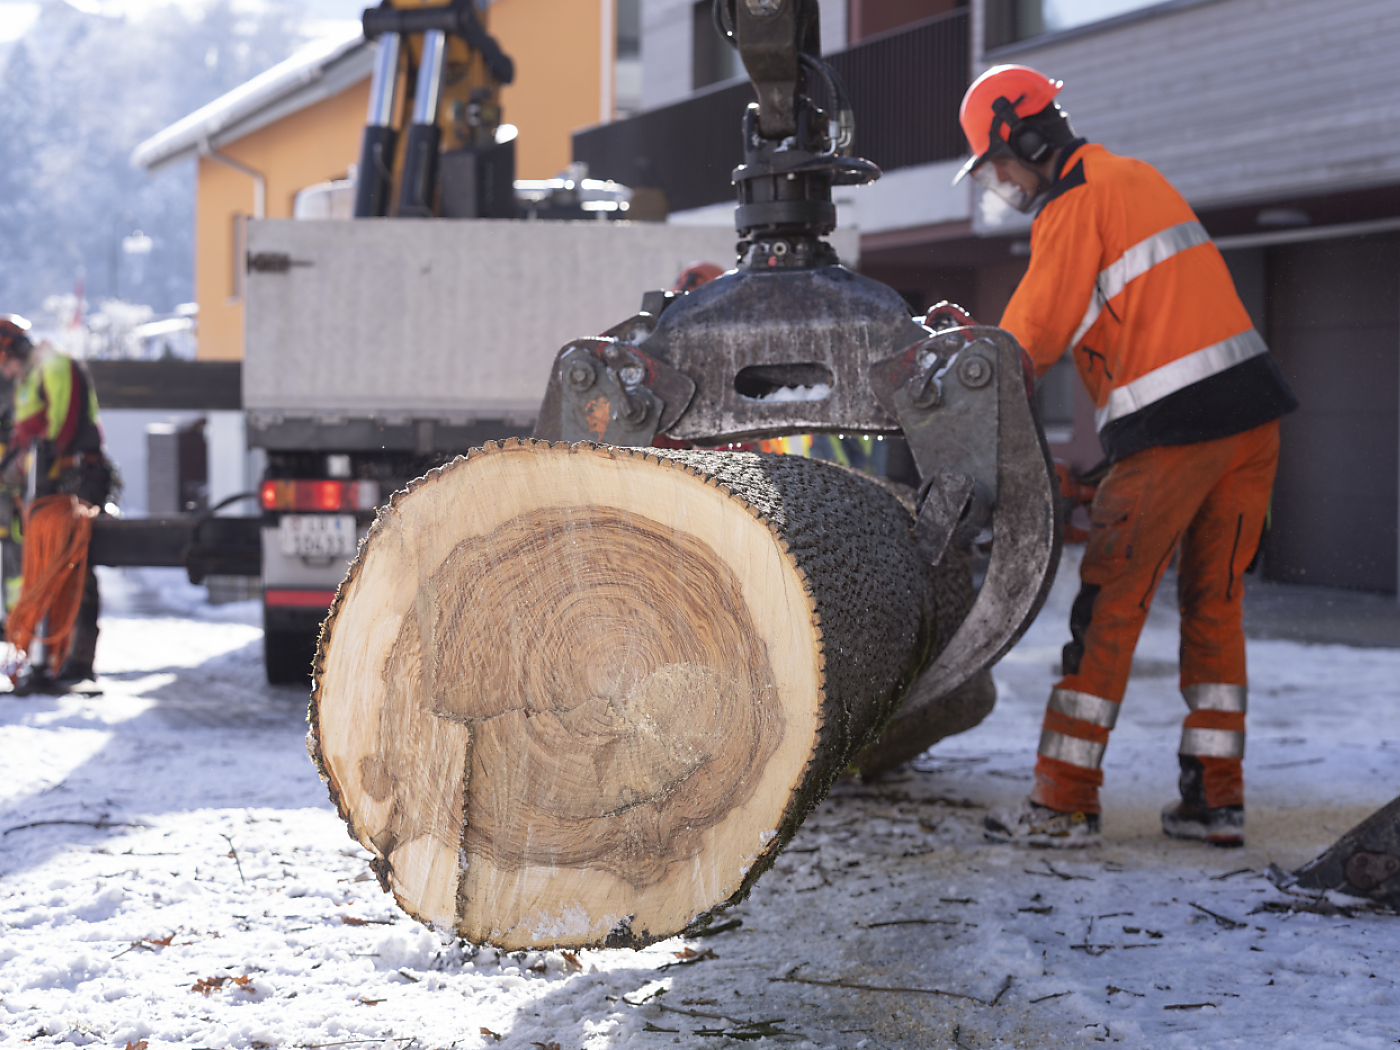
[131, 26, 373, 171]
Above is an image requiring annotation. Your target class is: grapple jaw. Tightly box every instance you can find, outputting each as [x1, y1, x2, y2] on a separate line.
[1286, 796, 1400, 908]
[534, 267, 1062, 763]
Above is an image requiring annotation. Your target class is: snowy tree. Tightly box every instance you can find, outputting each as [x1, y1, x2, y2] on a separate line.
[0, 0, 323, 317]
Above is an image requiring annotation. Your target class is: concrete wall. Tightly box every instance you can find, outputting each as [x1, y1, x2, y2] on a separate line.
[978, 0, 1400, 212]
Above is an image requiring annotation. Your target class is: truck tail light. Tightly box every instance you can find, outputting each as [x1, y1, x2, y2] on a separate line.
[313, 480, 341, 511]
[261, 479, 381, 512]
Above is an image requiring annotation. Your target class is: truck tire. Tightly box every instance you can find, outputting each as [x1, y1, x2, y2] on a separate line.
[264, 628, 318, 685]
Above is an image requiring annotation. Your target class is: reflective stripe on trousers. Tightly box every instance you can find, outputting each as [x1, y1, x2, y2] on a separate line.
[1179, 727, 1246, 759]
[1047, 687, 1120, 728]
[1180, 682, 1247, 760]
[1183, 683, 1247, 713]
[1038, 729, 1107, 770]
[1039, 688, 1120, 771]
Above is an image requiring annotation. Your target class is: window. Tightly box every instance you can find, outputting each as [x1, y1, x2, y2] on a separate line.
[985, 0, 1168, 49]
[692, 0, 741, 91]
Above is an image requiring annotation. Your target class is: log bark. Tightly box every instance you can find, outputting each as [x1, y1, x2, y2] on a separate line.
[309, 438, 940, 949]
[853, 544, 997, 778]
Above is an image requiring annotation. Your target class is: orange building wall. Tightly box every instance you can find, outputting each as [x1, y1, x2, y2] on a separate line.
[491, 0, 610, 179]
[194, 80, 370, 360]
[193, 2, 611, 359]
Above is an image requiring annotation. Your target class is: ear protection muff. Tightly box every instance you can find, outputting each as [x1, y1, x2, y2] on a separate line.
[990, 95, 1051, 165]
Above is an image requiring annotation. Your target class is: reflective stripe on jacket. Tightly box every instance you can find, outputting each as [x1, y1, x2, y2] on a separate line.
[1000, 142, 1296, 460]
[13, 346, 103, 456]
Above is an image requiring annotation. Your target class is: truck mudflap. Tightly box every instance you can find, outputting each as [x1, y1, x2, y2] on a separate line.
[89, 515, 262, 583]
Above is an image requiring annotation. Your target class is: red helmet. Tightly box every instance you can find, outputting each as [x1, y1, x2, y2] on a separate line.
[0, 314, 32, 361]
[672, 262, 725, 294]
[953, 64, 1064, 185]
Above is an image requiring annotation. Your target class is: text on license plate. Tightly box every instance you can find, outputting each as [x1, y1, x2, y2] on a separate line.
[279, 514, 357, 557]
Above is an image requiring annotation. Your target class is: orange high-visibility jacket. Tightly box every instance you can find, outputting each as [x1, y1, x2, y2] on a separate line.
[1000, 142, 1296, 460]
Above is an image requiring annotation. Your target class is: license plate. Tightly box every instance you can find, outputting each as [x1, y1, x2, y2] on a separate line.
[279, 514, 357, 557]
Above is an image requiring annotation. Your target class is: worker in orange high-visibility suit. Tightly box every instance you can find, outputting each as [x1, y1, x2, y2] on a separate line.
[0, 315, 112, 695]
[958, 66, 1299, 849]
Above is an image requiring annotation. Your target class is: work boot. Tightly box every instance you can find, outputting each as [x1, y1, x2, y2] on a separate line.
[10, 666, 63, 697]
[1162, 755, 1244, 846]
[1160, 801, 1244, 847]
[984, 799, 1101, 849]
[54, 660, 102, 697]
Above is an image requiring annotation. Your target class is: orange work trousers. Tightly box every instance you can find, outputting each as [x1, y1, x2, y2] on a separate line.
[1031, 420, 1280, 814]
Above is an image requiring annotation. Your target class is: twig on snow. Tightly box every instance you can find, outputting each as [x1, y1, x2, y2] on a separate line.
[988, 975, 1013, 1007]
[864, 918, 958, 928]
[1163, 1002, 1218, 1011]
[3, 818, 149, 836]
[689, 918, 743, 938]
[1211, 867, 1255, 881]
[1189, 902, 1247, 930]
[693, 1019, 797, 1039]
[1030, 991, 1070, 1004]
[770, 975, 989, 1004]
[621, 993, 793, 1038]
[1036, 860, 1093, 881]
[221, 834, 246, 885]
[657, 947, 718, 971]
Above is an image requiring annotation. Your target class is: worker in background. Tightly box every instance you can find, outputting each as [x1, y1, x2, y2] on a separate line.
[671, 261, 725, 295]
[0, 349, 21, 628]
[956, 67, 1298, 848]
[0, 314, 112, 694]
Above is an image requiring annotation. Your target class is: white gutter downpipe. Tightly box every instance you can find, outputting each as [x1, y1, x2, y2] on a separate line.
[199, 140, 267, 218]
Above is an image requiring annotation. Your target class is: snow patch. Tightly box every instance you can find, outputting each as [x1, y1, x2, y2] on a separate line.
[742, 382, 831, 403]
[370, 926, 437, 970]
[525, 903, 604, 943]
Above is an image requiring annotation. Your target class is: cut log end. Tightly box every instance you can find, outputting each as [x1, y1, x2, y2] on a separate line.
[312, 440, 934, 949]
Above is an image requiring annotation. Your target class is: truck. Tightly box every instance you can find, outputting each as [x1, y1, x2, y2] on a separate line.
[241, 217, 796, 681]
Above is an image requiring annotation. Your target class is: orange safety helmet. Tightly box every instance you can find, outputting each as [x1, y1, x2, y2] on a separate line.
[672, 262, 725, 294]
[0, 314, 32, 361]
[953, 64, 1064, 186]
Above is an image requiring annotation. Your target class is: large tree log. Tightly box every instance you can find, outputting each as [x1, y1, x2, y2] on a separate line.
[853, 543, 996, 778]
[309, 438, 944, 950]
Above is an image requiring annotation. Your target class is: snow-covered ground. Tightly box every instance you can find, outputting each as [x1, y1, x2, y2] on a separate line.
[2, 554, 1398, 1049]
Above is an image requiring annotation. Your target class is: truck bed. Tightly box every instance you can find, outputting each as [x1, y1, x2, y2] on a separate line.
[243, 218, 806, 449]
